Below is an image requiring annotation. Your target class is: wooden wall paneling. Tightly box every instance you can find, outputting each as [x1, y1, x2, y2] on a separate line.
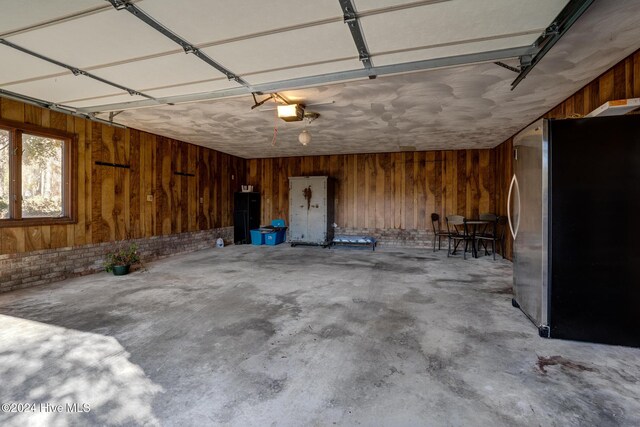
[90, 122, 106, 243]
[186, 144, 195, 232]
[129, 130, 141, 238]
[356, 154, 366, 228]
[1, 98, 25, 121]
[221, 153, 229, 228]
[112, 126, 126, 240]
[442, 151, 452, 216]
[456, 151, 467, 217]
[179, 143, 189, 233]
[24, 104, 42, 126]
[209, 150, 216, 228]
[374, 154, 385, 230]
[0, 227, 22, 253]
[613, 63, 626, 99]
[24, 226, 43, 252]
[403, 152, 414, 230]
[73, 118, 87, 245]
[159, 137, 172, 235]
[467, 150, 479, 218]
[278, 157, 287, 223]
[588, 80, 600, 113]
[196, 147, 207, 230]
[599, 69, 615, 103]
[49, 110, 67, 132]
[41, 109, 51, 128]
[51, 224, 67, 249]
[414, 151, 427, 230]
[478, 149, 494, 215]
[328, 155, 341, 226]
[170, 140, 180, 233]
[140, 132, 151, 237]
[392, 153, 402, 229]
[263, 158, 273, 225]
[424, 151, 437, 219]
[208, 153, 220, 228]
[1, 96, 242, 256]
[205, 148, 211, 228]
[122, 128, 131, 238]
[100, 125, 116, 242]
[381, 153, 392, 229]
[634, 52, 640, 95]
[365, 154, 375, 229]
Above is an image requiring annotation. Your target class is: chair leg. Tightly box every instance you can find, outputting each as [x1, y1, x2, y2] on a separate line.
[492, 239, 496, 260]
[433, 234, 436, 252]
[447, 237, 451, 257]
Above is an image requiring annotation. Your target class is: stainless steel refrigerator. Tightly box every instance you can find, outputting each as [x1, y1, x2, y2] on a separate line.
[509, 116, 640, 347]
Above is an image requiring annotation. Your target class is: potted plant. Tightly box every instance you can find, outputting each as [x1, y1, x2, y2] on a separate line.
[104, 242, 140, 276]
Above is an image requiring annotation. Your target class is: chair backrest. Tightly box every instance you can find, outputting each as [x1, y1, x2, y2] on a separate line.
[479, 213, 497, 222]
[496, 216, 507, 239]
[430, 213, 440, 233]
[479, 213, 497, 235]
[446, 215, 465, 234]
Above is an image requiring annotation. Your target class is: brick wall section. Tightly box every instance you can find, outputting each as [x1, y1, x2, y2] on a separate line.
[333, 227, 438, 249]
[0, 227, 233, 293]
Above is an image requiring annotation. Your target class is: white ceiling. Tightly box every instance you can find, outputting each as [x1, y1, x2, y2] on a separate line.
[0, 0, 639, 158]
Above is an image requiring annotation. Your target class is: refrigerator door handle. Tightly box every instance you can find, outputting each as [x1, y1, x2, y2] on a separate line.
[507, 174, 520, 239]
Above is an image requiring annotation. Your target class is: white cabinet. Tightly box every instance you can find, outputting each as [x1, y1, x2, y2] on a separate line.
[288, 176, 334, 246]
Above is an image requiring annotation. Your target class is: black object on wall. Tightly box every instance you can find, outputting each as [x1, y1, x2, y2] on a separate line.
[234, 192, 261, 244]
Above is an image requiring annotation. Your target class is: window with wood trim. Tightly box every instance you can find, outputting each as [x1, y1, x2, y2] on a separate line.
[0, 121, 76, 226]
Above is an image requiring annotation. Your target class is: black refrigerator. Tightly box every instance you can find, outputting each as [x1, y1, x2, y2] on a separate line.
[509, 116, 640, 347]
[233, 192, 260, 244]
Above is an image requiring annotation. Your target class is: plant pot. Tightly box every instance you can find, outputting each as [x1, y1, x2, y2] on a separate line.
[112, 265, 130, 276]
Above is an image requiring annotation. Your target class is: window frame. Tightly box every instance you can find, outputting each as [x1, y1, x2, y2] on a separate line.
[0, 119, 77, 227]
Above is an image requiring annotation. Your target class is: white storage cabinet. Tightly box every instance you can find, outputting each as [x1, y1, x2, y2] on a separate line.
[288, 176, 334, 247]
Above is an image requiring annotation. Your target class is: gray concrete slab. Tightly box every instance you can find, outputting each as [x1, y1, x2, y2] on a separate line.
[0, 245, 639, 426]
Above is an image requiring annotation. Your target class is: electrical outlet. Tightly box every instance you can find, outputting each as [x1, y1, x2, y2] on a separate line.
[231, 174, 235, 180]
[146, 194, 153, 202]
[200, 197, 204, 204]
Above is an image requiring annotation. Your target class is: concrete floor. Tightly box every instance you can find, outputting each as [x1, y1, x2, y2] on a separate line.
[1, 245, 639, 427]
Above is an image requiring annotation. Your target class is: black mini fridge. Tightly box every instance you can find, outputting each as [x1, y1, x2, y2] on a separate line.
[510, 115, 640, 347]
[233, 192, 260, 244]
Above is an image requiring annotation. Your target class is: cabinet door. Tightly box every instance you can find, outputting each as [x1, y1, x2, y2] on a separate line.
[289, 179, 309, 241]
[305, 178, 327, 243]
[289, 177, 327, 243]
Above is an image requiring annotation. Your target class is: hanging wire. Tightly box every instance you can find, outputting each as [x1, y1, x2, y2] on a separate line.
[271, 96, 278, 147]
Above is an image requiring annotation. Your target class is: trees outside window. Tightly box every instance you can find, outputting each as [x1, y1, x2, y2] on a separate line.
[0, 122, 74, 226]
[21, 134, 64, 218]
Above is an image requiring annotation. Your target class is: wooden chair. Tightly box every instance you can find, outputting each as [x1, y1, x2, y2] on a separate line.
[476, 215, 506, 260]
[430, 213, 449, 252]
[446, 215, 472, 259]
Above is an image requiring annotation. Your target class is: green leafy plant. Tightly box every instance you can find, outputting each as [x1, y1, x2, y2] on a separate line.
[104, 242, 140, 272]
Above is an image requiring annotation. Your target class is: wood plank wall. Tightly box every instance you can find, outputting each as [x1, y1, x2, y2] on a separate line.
[246, 150, 495, 230]
[0, 98, 244, 254]
[494, 48, 640, 259]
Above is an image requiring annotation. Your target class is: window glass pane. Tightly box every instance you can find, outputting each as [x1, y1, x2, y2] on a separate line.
[21, 134, 63, 218]
[0, 129, 9, 219]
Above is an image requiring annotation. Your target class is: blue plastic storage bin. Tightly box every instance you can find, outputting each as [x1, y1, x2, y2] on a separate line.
[265, 230, 285, 245]
[250, 229, 265, 245]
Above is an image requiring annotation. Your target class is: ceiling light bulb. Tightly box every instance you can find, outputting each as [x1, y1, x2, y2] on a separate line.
[299, 129, 311, 146]
[277, 104, 304, 121]
[277, 104, 297, 117]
